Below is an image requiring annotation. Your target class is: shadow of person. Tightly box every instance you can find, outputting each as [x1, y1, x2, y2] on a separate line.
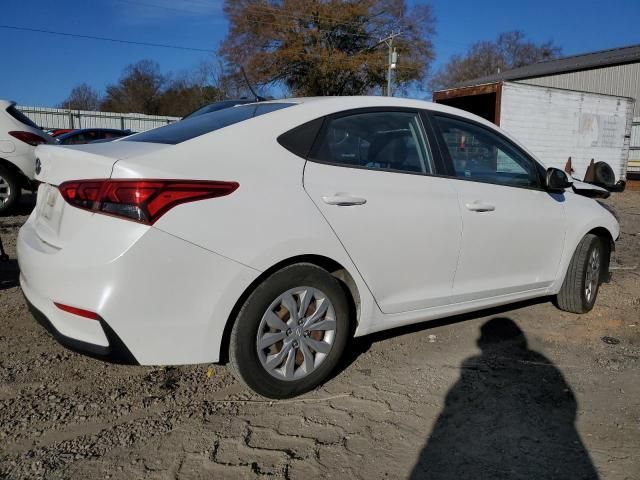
[410, 318, 598, 480]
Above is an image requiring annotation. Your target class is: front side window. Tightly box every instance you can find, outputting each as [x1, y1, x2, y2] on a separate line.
[312, 111, 434, 174]
[434, 116, 540, 188]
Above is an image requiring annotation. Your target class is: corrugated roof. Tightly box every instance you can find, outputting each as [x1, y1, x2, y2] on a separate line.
[456, 43, 640, 87]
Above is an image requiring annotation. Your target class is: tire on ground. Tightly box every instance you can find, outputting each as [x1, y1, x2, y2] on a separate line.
[0, 165, 21, 215]
[556, 234, 606, 314]
[228, 263, 350, 399]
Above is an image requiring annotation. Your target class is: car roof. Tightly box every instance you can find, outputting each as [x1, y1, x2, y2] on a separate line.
[267, 96, 487, 116]
[254, 96, 502, 133]
[221, 96, 544, 166]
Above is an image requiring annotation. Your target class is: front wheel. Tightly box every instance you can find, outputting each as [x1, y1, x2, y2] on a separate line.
[556, 234, 606, 313]
[228, 263, 350, 398]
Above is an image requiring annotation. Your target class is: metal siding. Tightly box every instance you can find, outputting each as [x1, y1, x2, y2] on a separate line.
[16, 106, 180, 132]
[500, 82, 634, 180]
[519, 63, 640, 116]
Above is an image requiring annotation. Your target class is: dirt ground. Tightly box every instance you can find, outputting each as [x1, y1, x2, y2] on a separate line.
[0, 191, 639, 480]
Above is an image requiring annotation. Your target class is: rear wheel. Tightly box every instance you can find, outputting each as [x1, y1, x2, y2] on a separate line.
[556, 234, 606, 313]
[229, 263, 350, 398]
[0, 166, 21, 215]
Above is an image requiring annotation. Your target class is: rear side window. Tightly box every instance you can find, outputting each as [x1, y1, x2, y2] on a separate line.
[7, 105, 40, 129]
[126, 103, 293, 145]
[311, 111, 435, 174]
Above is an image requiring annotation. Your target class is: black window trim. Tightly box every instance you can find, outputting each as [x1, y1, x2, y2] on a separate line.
[306, 107, 449, 178]
[277, 117, 325, 159]
[425, 110, 548, 192]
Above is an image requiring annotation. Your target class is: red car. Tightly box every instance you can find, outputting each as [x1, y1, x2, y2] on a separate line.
[48, 129, 75, 137]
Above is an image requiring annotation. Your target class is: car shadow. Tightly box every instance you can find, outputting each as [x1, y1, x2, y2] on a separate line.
[332, 296, 551, 380]
[0, 258, 20, 290]
[409, 317, 598, 479]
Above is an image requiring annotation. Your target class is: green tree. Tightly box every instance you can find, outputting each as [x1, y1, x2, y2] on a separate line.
[220, 0, 436, 96]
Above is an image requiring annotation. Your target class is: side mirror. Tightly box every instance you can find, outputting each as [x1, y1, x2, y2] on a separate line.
[545, 168, 572, 192]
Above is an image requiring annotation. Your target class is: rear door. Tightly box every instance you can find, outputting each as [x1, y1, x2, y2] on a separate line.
[430, 113, 566, 301]
[303, 109, 462, 314]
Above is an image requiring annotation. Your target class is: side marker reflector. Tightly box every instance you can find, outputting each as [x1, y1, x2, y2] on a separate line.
[54, 302, 99, 320]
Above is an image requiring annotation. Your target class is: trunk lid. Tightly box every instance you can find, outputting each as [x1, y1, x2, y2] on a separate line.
[34, 141, 169, 185]
[32, 141, 169, 248]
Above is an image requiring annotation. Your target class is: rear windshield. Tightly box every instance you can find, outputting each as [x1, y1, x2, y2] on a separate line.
[7, 105, 40, 129]
[125, 103, 294, 145]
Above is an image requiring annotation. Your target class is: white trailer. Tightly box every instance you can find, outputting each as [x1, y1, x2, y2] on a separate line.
[433, 81, 635, 182]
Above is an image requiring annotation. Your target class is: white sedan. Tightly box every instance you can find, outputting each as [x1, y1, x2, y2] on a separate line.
[17, 97, 619, 398]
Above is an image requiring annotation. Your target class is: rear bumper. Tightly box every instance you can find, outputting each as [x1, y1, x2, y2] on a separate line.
[17, 213, 261, 365]
[22, 287, 138, 364]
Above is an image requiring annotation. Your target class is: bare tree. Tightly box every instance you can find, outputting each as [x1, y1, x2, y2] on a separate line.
[158, 73, 223, 116]
[101, 60, 166, 114]
[58, 83, 101, 111]
[430, 31, 562, 91]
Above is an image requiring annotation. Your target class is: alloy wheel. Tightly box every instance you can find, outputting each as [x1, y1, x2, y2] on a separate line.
[0, 176, 11, 205]
[584, 248, 601, 303]
[256, 286, 337, 381]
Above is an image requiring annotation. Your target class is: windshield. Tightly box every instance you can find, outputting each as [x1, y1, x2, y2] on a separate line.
[126, 103, 294, 145]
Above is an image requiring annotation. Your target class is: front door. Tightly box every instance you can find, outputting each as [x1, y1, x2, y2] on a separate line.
[303, 109, 462, 314]
[431, 114, 566, 301]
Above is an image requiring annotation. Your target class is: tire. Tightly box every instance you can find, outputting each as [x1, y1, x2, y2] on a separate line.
[593, 161, 615, 186]
[229, 263, 350, 398]
[0, 165, 21, 215]
[556, 234, 606, 313]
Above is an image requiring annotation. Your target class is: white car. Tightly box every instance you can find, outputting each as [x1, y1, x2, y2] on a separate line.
[0, 100, 54, 212]
[17, 97, 619, 398]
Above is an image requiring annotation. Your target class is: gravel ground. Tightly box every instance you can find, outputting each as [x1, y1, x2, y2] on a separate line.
[0, 191, 639, 480]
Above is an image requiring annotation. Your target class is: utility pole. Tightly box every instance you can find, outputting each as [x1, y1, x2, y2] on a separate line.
[381, 31, 402, 96]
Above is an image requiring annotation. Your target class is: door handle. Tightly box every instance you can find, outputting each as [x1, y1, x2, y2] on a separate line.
[465, 201, 495, 212]
[322, 194, 367, 206]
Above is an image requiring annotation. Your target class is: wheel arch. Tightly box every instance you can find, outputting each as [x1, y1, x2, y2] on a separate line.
[587, 226, 615, 282]
[587, 226, 615, 253]
[218, 254, 361, 363]
[0, 157, 31, 188]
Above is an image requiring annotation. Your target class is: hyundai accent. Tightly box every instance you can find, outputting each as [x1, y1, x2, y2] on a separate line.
[17, 97, 619, 398]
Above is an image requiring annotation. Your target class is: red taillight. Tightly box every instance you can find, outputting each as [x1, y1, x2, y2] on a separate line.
[54, 302, 99, 320]
[58, 179, 239, 225]
[9, 131, 48, 146]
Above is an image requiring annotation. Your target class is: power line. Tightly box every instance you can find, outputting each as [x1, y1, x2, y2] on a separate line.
[0, 24, 214, 52]
[110, 0, 218, 16]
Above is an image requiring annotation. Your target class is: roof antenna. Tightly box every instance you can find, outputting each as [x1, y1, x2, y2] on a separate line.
[240, 66, 265, 102]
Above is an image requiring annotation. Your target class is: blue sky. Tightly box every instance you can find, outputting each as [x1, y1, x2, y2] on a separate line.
[1, 0, 639, 107]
